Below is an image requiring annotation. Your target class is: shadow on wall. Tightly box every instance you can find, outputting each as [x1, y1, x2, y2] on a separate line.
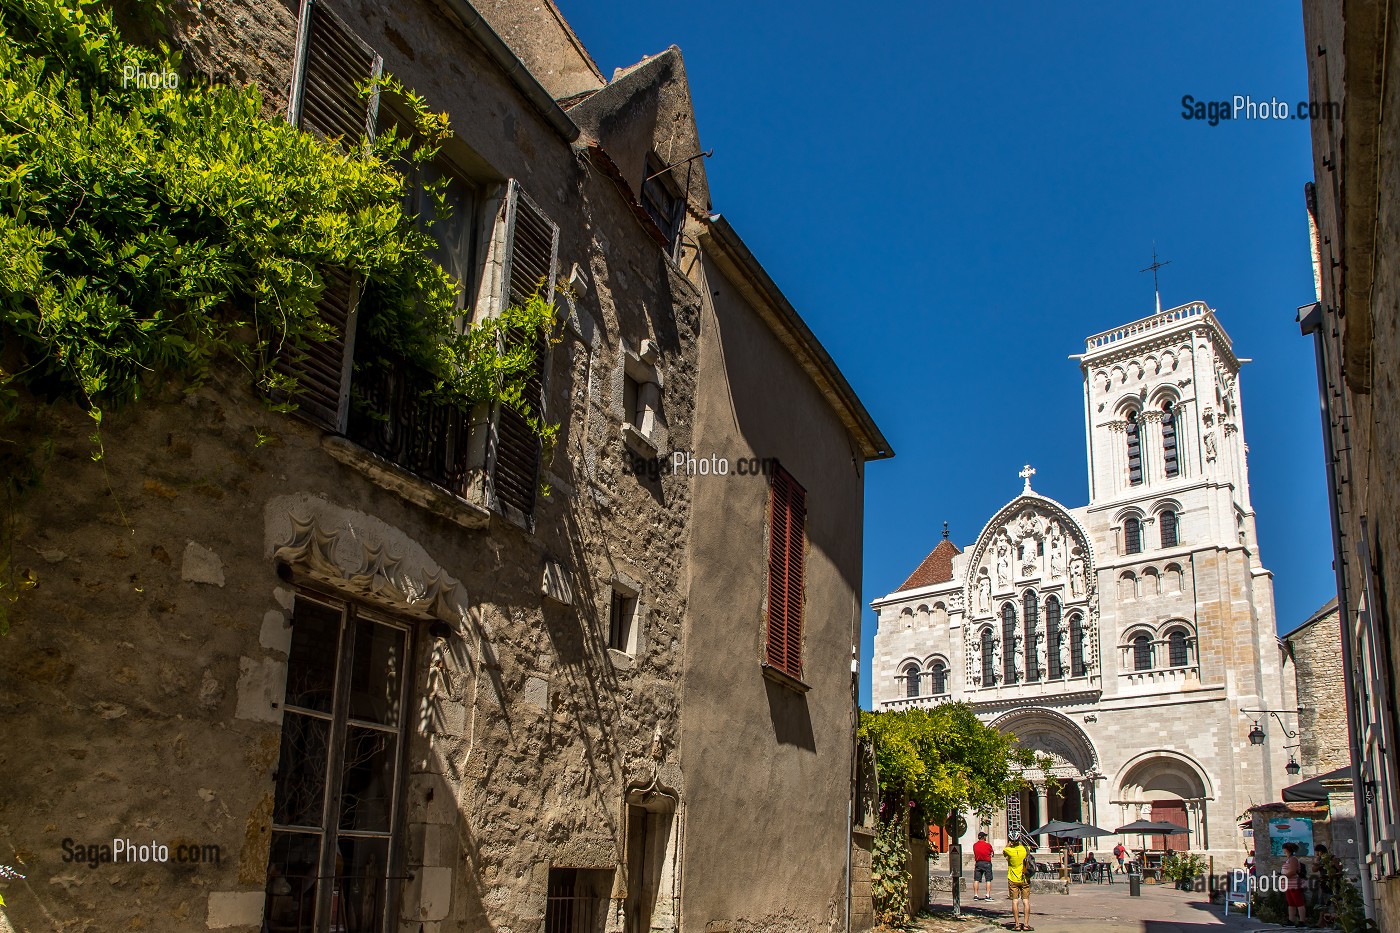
[765, 677, 816, 751]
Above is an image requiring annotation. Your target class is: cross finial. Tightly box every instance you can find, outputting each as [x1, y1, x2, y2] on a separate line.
[1139, 243, 1172, 315]
[1020, 464, 1036, 491]
[942, 521, 950, 540]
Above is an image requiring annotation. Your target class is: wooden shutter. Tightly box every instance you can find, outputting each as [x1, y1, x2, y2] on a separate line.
[489, 181, 559, 522]
[277, 1, 381, 432]
[766, 463, 807, 681]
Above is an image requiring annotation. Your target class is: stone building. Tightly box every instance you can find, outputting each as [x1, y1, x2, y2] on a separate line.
[0, 1, 888, 931]
[872, 302, 1294, 864]
[1297, 0, 1400, 926]
[1282, 599, 1348, 780]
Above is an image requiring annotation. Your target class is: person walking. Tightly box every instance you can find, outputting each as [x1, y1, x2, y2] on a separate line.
[1280, 842, 1307, 926]
[1113, 842, 1126, 874]
[1003, 836, 1034, 932]
[972, 831, 995, 901]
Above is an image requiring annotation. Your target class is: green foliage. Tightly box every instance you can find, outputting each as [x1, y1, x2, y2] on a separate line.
[871, 804, 911, 926]
[0, 0, 557, 458]
[1160, 851, 1206, 887]
[858, 704, 1052, 822]
[1318, 852, 1379, 933]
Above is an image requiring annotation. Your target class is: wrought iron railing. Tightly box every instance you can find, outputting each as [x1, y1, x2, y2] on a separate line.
[346, 354, 474, 498]
[544, 894, 604, 933]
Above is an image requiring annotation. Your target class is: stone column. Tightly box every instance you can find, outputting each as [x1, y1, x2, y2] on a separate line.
[1140, 409, 1164, 483]
[1037, 785, 1050, 828]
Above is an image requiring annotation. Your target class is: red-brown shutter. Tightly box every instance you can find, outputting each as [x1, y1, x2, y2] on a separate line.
[489, 181, 559, 522]
[766, 463, 807, 680]
[277, 1, 382, 432]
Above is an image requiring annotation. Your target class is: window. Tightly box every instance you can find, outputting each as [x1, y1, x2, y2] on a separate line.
[641, 154, 683, 256]
[1069, 613, 1086, 678]
[1126, 410, 1143, 485]
[265, 593, 410, 933]
[981, 628, 996, 686]
[1162, 401, 1180, 477]
[1001, 603, 1018, 684]
[609, 588, 638, 653]
[904, 663, 922, 698]
[623, 374, 643, 430]
[1023, 590, 1040, 682]
[1124, 517, 1142, 555]
[765, 463, 807, 682]
[1132, 634, 1153, 671]
[1168, 629, 1189, 667]
[1160, 510, 1179, 548]
[1046, 596, 1062, 680]
[931, 661, 948, 695]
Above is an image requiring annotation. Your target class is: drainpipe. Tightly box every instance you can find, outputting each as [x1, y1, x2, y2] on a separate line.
[847, 642, 858, 933]
[1298, 299, 1375, 918]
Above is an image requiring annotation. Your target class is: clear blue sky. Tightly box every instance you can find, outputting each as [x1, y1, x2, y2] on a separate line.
[558, 1, 1334, 709]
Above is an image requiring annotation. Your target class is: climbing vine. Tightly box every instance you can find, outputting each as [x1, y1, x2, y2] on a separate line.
[0, 0, 560, 631]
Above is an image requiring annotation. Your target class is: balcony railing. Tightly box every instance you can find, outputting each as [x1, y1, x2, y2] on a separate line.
[1084, 301, 1213, 352]
[346, 354, 474, 498]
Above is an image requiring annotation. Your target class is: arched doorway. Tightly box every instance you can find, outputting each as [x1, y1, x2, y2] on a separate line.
[1115, 752, 1212, 851]
[989, 709, 1101, 845]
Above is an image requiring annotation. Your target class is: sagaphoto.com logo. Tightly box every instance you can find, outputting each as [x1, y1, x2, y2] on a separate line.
[1181, 94, 1339, 126]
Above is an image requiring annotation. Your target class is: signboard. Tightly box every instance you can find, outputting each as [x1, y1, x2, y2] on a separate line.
[1224, 869, 1251, 917]
[1267, 817, 1314, 856]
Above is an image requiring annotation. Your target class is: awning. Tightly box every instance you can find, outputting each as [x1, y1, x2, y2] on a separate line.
[1282, 765, 1353, 802]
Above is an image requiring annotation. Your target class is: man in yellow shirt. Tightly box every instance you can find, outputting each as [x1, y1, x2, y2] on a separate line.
[1003, 838, 1034, 931]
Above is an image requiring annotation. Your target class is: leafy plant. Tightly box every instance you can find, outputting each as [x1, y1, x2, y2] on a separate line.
[872, 803, 911, 926]
[1161, 851, 1206, 888]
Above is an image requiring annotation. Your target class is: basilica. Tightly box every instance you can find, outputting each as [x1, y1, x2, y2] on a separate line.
[871, 301, 1297, 862]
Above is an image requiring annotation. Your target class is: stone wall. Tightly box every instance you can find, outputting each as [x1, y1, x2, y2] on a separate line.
[1284, 602, 1349, 779]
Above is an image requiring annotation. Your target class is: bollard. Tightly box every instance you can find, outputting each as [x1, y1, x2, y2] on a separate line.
[1129, 871, 1142, 897]
[950, 843, 963, 918]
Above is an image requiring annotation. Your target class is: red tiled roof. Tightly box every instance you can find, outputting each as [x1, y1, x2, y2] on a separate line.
[896, 539, 961, 592]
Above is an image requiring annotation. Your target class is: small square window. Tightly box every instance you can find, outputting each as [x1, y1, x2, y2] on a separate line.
[623, 374, 643, 429]
[609, 589, 638, 654]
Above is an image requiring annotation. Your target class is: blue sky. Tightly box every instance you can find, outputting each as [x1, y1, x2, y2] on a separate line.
[558, 1, 1333, 709]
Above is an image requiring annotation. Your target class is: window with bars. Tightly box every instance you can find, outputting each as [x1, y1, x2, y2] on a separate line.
[1069, 613, 1086, 677]
[765, 463, 806, 683]
[1167, 629, 1190, 667]
[1160, 510, 1179, 548]
[1023, 590, 1040, 682]
[1126, 410, 1143, 485]
[981, 628, 996, 686]
[931, 661, 948, 696]
[264, 591, 411, 933]
[1124, 517, 1142, 555]
[1132, 634, 1153, 671]
[903, 663, 921, 698]
[1046, 596, 1062, 679]
[1001, 603, 1018, 684]
[1162, 401, 1180, 477]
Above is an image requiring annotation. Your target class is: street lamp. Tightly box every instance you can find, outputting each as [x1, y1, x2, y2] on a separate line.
[1241, 707, 1306, 744]
[1248, 721, 1267, 745]
[1286, 756, 1301, 776]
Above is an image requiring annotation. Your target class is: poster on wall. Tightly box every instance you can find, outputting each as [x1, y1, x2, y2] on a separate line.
[1267, 817, 1313, 856]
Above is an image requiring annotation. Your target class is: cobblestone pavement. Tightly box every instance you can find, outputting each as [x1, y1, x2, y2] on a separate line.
[907, 881, 1338, 933]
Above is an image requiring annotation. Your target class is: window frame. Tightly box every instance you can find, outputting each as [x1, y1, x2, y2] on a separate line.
[1160, 510, 1179, 549]
[1023, 590, 1040, 682]
[980, 627, 997, 686]
[1046, 595, 1063, 680]
[1162, 401, 1180, 478]
[640, 153, 684, 257]
[903, 663, 922, 699]
[930, 660, 949, 696]
[764, 462, 807, 686]
[1001, 602, 1018, 685]
[1167, 628, 1190, 668]
[1131, 633, 1153, 671]
[1069, 612, 1086, 678]
[1124, 517, 1143, 555]
[1126, 410, 1144, 486]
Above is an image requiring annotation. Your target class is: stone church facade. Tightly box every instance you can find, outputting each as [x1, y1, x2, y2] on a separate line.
[872, 302, 1295, 862]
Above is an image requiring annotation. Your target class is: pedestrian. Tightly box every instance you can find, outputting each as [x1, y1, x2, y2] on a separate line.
[1113, 841, 1126, 874]
[972, 831, 995, 901]
[1244, 848, 1256, 876]
[1003, 836, 1034, 932]
[1313, 844, 1332, 912]
[1280, 842, 1307, 926]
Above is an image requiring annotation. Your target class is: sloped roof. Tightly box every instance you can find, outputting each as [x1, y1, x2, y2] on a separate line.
[896, 539, 961, 592]
[1283, 596, 1340, 638]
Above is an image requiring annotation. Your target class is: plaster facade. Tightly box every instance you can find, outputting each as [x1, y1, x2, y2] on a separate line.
[872, 304, 1293, 865]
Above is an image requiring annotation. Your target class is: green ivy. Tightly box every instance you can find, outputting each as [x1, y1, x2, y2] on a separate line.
[0, 0, 560, 631]
[871, 804, 911, 926]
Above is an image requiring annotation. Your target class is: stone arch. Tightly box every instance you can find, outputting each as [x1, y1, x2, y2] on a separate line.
[1163, 563, 1184, 594]
[1117, 570, 1137, 601]
[990, 707, 1099, 778]
[1140, 566, 1160, 597]
[1115, 749, 1214, 801]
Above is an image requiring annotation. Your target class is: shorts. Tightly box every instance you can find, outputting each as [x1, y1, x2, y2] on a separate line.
[974, 862, 993, 882]
[1285, 888, 1306, 908]
[1008, 880, 1030, 900]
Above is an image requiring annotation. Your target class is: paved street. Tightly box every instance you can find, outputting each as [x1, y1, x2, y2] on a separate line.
[913, 879, 1333, 933]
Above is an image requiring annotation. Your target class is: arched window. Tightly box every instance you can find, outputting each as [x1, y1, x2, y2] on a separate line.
[1124, 517, 1142, 555]
[1069, 613, 1086, 678]
[1168, 629, 1189, 667]
[1160, 510, 1179, 548]
[1132, 633, 1153, 671]
[1023, 590, 1040, 682]
[931, 660, 948, 695]
[1002, 603, 1018, 684]
[903, 663, 921, 698]
[1162, 401, 1180, 477]
[1126, 410, 1143, 485]
[1045, 596, 1062, 679]
[981, 628, 996, 685]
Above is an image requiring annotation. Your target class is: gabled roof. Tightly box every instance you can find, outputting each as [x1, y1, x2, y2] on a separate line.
[895, 538, 961, 592]
[1283, 596, 1340, 638]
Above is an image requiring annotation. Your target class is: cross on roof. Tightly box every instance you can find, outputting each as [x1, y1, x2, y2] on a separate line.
[1020, 464, 1036, 491]
[1140, 244, 1172, 314]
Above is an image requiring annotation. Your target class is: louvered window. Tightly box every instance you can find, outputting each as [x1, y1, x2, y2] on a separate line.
[1126, 411, 1143, 486]
[1160, 510, 1179, 548]
[1001, 603, 1018, 684]
[1069, 613, 1086, 678]
[1125, 517, 1142, 555]
[489, 181, 559, 524]
[1162, 402, 1180, 477]
[1046, 596, 1062, 679]
[276, 0, 383, 432]
[980, 628, 996, 686]
[1023, 590, 1040, 682]
[765, 463, 807, 682]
